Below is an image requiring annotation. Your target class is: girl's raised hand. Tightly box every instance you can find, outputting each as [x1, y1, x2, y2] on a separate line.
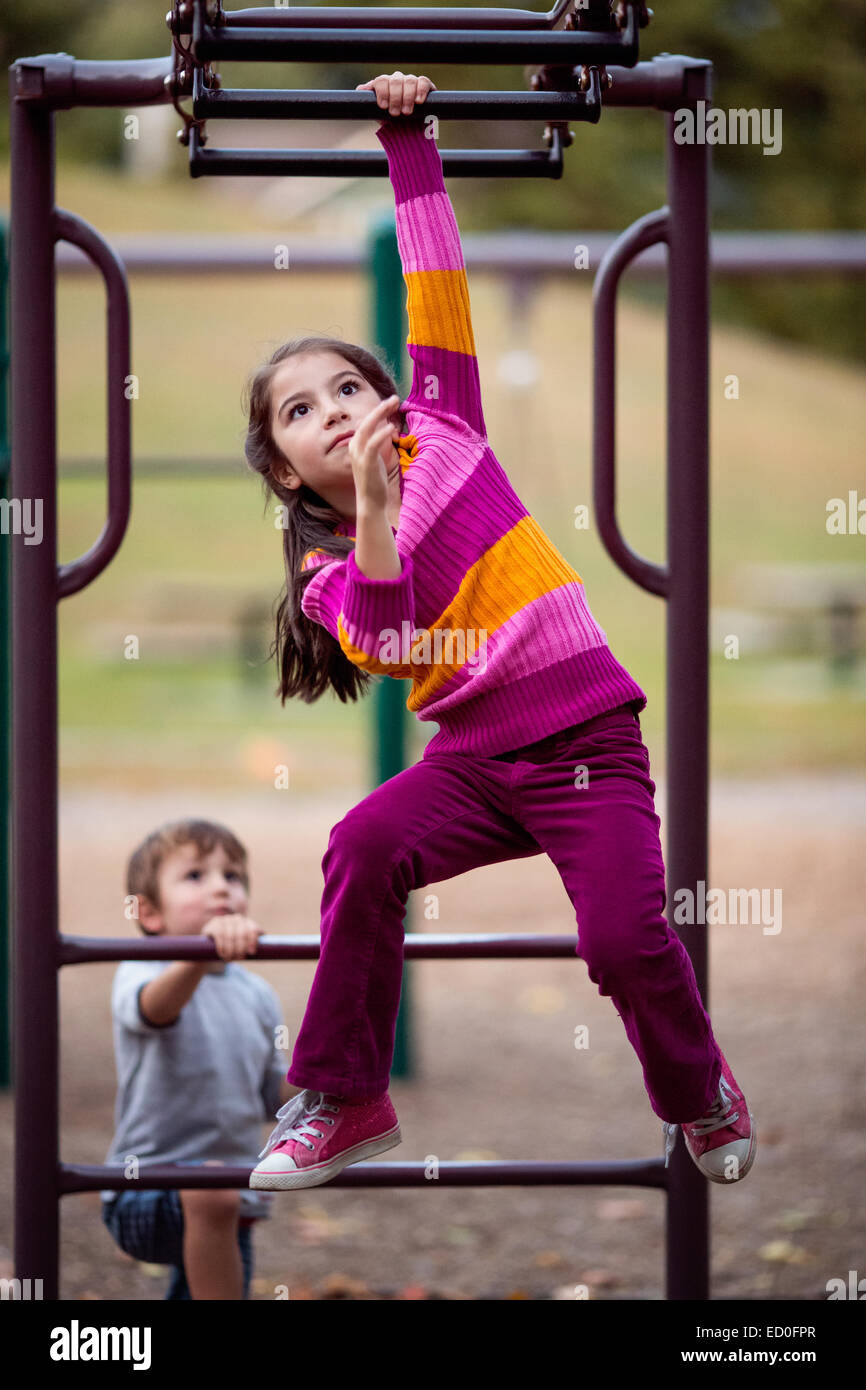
[355, 71, 437, 117]
[347, 394, 401, 513]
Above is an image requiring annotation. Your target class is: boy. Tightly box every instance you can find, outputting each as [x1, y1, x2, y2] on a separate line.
[101, 818, 294, 1299]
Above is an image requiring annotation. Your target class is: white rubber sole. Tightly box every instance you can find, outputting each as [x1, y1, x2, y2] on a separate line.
[249, 1123, 402, 1191]
[698, 1111, 757, 1184]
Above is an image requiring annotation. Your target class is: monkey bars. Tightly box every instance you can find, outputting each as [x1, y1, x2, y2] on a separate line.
[172, 0, 648, 175]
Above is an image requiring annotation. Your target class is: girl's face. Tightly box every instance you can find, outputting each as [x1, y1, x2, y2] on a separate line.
[268, 350, 402, 516]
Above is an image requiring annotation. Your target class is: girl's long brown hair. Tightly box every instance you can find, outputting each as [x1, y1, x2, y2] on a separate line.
[242, 336, 406, 705]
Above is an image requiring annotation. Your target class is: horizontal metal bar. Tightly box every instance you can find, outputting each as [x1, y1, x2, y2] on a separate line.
[58, 933, 582, 965]
[11, 53, 706, 116]
[53, 232, 866, 278]
[174, 2, 577, 32]
[192, 4, 638, 65]
[602, 54, 713, 110]
[194, 28, 635, 64]
[189, 120, 565, 177]
[190, 147, 563, 178]
[61, 1157, 669, 1193]
[193, 87, 599, 122]
[57, 455, 250, 474]
[11, 55, 173, 110]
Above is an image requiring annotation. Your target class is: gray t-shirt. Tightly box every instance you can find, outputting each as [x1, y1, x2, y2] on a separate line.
[101, 959, 287, 1221]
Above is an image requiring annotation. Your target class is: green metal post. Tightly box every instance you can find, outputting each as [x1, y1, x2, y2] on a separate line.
[368, 213, 414, 1080]
[0, 217, 11, 1089]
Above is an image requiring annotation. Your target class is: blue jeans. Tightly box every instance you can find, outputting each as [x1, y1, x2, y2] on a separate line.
[101, 1164, 254, 1301]
[287, 703, 724, 1122]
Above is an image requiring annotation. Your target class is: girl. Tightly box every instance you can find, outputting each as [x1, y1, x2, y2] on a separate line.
[245, 72, 756, 1192]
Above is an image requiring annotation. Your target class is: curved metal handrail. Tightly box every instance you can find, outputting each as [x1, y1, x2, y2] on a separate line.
[53, 210, 132, 599]
[593, 206, 670, 598]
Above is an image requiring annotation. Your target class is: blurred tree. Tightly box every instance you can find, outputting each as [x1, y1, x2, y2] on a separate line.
[1, 0, 171, 165]
[0, 1, 94, 69]
[464, 0, 866, 362]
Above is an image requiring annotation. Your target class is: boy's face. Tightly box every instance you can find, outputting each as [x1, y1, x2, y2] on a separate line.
[138, 842, 249, 938]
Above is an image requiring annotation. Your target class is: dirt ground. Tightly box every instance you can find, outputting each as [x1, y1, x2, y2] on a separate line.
[1, 773, 864, 1301]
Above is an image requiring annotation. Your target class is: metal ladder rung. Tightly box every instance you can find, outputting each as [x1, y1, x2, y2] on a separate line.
[60, 1158, 670, 1193]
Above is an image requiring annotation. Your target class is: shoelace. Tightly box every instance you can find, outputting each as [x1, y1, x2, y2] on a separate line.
[662, 1075, 739, 1168]
[258, 1091, 338, 1160]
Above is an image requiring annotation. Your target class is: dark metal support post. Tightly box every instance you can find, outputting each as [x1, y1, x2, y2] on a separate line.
[592, 55, 714, 1299]
[663, 64, 713, 1302]
[0, 216, 11, 1091]
[9, 77, 61, 1300]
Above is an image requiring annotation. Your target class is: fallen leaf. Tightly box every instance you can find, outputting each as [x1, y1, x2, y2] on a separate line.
[286, 1282, 316, 1300]
[580, 1268, 620, 1288]
[517, 985, 566, 1015]
[759, 1240, 802, 1263]
[318, 1272, 373, 1298]
[292, 1206, 359, 1244]
[532, 1250, 566, 1268]
[776, 1209, 812, 1231]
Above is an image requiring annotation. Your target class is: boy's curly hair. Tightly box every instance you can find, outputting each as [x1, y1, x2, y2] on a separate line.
[126, 819, 249, 936]
[242, 335, 406, 707]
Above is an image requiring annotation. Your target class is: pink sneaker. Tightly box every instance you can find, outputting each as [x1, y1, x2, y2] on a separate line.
[663, 1054, 756, 1184]
[249, 1089, 401, 1191]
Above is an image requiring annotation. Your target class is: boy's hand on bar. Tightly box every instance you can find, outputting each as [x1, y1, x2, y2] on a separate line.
[202, 914, 263, 960]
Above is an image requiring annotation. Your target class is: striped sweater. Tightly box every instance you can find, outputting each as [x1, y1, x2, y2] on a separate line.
[300, 117, 646, 757]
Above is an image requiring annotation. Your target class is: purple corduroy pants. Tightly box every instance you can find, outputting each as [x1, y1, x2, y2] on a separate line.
[286, 702, 724, 1123]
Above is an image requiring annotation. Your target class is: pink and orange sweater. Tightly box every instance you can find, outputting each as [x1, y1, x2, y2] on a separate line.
[300, 117, 646, 757]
